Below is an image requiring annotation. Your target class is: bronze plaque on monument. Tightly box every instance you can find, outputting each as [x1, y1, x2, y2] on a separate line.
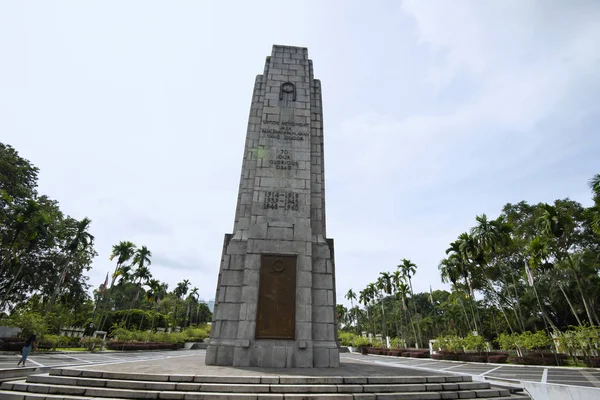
[255, 254, 296, 339]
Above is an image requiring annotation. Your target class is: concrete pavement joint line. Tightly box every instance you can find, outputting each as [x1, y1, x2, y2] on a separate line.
[353, 353, 543, 393]
[349, 356, 473, 378]
[411, 362, 440, 368]
[441, 364, 467, 371]
[0, 353, 194, 372]
[541, 368, 548, 383]
[92, 355, 122, 361]
[480, 366, 503, 376]
[357, 352, 600, 370]
[59, 355, 94, 364]
[68, 353, 197, 370]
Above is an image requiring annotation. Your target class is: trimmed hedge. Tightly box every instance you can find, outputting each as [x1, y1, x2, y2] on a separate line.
[106, 341, 183, 351]
[487, 354, 509, 363]
[364, 347, 430, 358]
[584, 357, 600, 368]
[432, 351, 458, 361]
[0, 337, 23, 351]
[407, 350, 430, 358]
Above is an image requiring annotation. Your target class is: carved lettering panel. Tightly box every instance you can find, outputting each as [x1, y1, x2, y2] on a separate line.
[263, 191, 300, 211]
[255, 254, 296, 339]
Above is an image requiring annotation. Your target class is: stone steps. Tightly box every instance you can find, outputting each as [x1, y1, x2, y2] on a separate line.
[0, 368, 530, 400]
[14, 374, 507, 394]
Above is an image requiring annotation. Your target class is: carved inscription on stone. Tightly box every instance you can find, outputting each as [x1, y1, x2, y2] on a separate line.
[269, 149, 299, 170]
[255, 254, 296, 339]
[262, 121, 310, 141]
[263, 191, 300, 211]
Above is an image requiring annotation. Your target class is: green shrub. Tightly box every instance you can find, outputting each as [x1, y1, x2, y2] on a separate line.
[8, 312, 48, 338]
[496, 333, 517, 351]
[390, 337, 407, 349]
[436, 335, 464, 352]
[80, 337, 105, 351]
[183, 325, 210, 342]
[352, 336, 371, 348]
[517, 331, 550, 351]
[556, 325, 600, 358]
[39, 334, 62, 350]
[463, 333, 486, 352]
[108, 326, 194, 346]
[338, 332, 357, 346]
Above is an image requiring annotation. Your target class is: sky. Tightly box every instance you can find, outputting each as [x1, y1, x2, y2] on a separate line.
[1, 1, 599, 308]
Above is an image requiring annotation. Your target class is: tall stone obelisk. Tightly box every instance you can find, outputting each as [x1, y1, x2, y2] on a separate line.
[206, 45, 339, 368]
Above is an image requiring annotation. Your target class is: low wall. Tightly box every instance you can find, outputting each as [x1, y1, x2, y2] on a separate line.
[523, 381, 600, 400]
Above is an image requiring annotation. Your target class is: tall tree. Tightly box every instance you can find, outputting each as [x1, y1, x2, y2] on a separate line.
[109, 241, 136, 288]
[376, 272, 393, 341]
[588, 173, 600, 235]
[172, 279, 190, 327]
[48, 217, 94, 311]
[537, 202, 595, 326]
[398, 259, 423, 347]
[345, 289, 358, 334]
[359, 284, 376, 337]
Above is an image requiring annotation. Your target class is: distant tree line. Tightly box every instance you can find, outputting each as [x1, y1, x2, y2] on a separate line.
[0, 142, 211, 335]
[340, 174, 600, 347]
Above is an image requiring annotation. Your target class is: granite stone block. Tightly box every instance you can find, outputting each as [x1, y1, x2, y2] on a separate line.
[207, 45, 338, 368]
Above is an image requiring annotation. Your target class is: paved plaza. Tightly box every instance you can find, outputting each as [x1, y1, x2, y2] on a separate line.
[344, 353, 600, 389]
[0, 349, 193, 370]
[1, 349, 600, 389]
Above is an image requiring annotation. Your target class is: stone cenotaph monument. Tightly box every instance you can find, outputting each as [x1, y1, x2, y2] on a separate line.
[205, 45, 339, 368]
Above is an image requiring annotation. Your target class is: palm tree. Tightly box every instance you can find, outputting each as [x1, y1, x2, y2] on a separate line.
[128, 265, 152, 329]
[588, 174, 600, 235]
[398, 259, 422, 347]
[109, 241, 136, 288]
[131, 246, 152, 272]
[537, 203, 595, 326]
[123, 246, 151, 328]
[345, 289, 358, 334]
[146, 279, 168, 330]
[472, 214, 525, 331]
[449, 232, 517, 334]
[113, 265, 132, 286]
[439, 257, 476, 333]
[525, 236, 561, 331]
[359, 284, 376, 338]
[189, 287, 199, 325]
[49, 217, 94, 311]
[133, 266, 152, 296]
[395, 279, 418, 347]
[149, 281, 169, 331]
[589, 173, 600, 196]
[377, 272, 394, 342]
[172, 279, 190, 328]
